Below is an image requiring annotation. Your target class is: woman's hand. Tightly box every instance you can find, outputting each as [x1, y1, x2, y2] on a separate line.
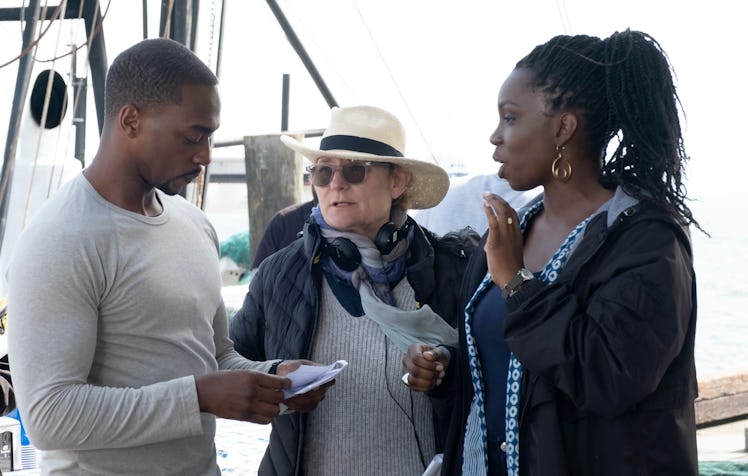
[402, 343, 450, 392]
[482, 192, 525, 287]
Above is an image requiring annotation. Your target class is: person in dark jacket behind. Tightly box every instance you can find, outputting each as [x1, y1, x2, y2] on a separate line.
[250, 196, 315, 270]
[230, 105, 480, 476]
[403, 29, 702, 475]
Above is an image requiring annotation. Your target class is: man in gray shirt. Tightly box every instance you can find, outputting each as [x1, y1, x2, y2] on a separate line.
[7, 38, 330, 476]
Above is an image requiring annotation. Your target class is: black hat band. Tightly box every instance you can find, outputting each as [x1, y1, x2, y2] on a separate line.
[320, 134, 403, 158]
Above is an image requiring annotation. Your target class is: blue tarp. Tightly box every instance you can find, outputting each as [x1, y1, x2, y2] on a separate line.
[700, 462, 748, 476]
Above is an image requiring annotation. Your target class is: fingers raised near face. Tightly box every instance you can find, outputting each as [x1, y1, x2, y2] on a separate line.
[483, 192, 519, 227]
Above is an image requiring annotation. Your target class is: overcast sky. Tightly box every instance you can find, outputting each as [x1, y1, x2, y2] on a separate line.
[2, 0, 744, 201]
[198, 0, 744, 203]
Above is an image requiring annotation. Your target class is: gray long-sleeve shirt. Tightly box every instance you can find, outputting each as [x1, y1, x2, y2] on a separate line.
[8, 174, 270, 475]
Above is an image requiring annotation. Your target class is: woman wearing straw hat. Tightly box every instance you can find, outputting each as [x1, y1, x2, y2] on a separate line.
[230, 105, 479, 475]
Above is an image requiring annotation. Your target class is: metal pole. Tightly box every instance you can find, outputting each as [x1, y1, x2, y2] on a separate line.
[265, 0, 337, 108]
[215, 0, 226, 79]
[189, 0, 199, 52]
[168, 0, 195, 48]
[71, 47, 87, 166]
[281, 74, 290, 132]
[0, 0, 41, 251]
[82, 0, 107, 135]
[142, 0, 149, 39]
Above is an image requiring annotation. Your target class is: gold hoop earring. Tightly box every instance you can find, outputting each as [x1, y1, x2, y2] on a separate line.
[551, 145, 572, 183]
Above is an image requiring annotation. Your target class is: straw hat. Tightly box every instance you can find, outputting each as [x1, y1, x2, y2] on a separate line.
[280, 105, 449, 209]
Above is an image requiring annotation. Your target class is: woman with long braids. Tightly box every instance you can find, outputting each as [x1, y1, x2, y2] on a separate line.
[403, 30, 701, 475]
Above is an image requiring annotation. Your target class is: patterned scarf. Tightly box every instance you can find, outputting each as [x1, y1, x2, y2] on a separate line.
[311, 206, 410, 306]
[311, 206, 457, 353]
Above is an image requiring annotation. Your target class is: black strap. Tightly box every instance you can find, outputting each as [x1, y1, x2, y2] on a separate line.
[320, 135, 403, 157]
[268, 360, 284, 374]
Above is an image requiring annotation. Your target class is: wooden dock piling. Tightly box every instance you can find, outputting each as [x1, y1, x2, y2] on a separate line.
[243, 133, 304, 266]
[696, 372, 748, 428]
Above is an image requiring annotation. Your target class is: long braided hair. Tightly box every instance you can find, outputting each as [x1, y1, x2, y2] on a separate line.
[516, 29, 702, 232]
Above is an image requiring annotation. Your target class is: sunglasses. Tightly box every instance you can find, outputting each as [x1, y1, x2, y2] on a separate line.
[306, 161, 392, 187]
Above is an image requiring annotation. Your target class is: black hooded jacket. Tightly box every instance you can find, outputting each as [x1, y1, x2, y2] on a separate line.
[439, 197, 698, 476]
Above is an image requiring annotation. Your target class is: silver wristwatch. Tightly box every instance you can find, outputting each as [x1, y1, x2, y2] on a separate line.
[502, 268, 534, 299]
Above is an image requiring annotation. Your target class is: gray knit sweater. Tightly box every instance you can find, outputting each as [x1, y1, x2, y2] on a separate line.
[7, 174, 271, 475]
[303, 279, 436, 475]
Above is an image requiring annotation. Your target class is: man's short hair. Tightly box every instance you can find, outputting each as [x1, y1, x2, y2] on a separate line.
[104, 38, 218, 119]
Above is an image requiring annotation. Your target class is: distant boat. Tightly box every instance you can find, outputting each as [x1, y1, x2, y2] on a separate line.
[445, 162, 470, 178]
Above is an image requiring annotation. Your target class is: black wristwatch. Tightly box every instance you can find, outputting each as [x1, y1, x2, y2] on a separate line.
[268, 359, 284, 375]
[502, 268, 534, 299]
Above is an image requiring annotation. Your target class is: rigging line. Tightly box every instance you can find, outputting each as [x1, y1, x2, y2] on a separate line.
[63, 0, 110, 121]
[41, 0, 110, 190]
[44, 0, 76, 198]
[555, 0, 572, 34]
[35, 0, 65, 66]
[57, 0, 112, 188]
[25, 0, 58, 169]
[0, 1, 64, 69]
[24, 0, 70, 226]
[283, 0, 360, 104]
[162, 0, 175, 39]
[350, 0, 438, 165]
[55, 0, 92, 192]
[15, 0, 51, 36]
[57, 0, 111, 178]
[22, 0, 110, 224]
[56, 0, 90, 186]
[33, 0, 111, 64]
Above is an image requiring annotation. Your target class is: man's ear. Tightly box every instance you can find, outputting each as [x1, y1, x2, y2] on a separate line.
[119, 104, 140, 138]
[555, 111, 578, 145]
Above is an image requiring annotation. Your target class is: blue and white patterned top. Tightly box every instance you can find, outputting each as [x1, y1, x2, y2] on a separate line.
[462, 200, 593, 476]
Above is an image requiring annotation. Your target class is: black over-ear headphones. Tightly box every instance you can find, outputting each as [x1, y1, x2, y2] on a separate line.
[325, 220, 412, 272]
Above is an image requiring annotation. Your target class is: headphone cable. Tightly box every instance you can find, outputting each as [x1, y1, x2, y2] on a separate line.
[383, 335, 427, 470]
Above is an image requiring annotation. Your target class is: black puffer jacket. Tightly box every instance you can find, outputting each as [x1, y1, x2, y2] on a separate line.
[230, 219, 479, 476]
[440, 198, 698, 475]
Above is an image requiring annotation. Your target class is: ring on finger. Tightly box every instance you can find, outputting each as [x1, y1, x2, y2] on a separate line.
[401, 372, 410, 387]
